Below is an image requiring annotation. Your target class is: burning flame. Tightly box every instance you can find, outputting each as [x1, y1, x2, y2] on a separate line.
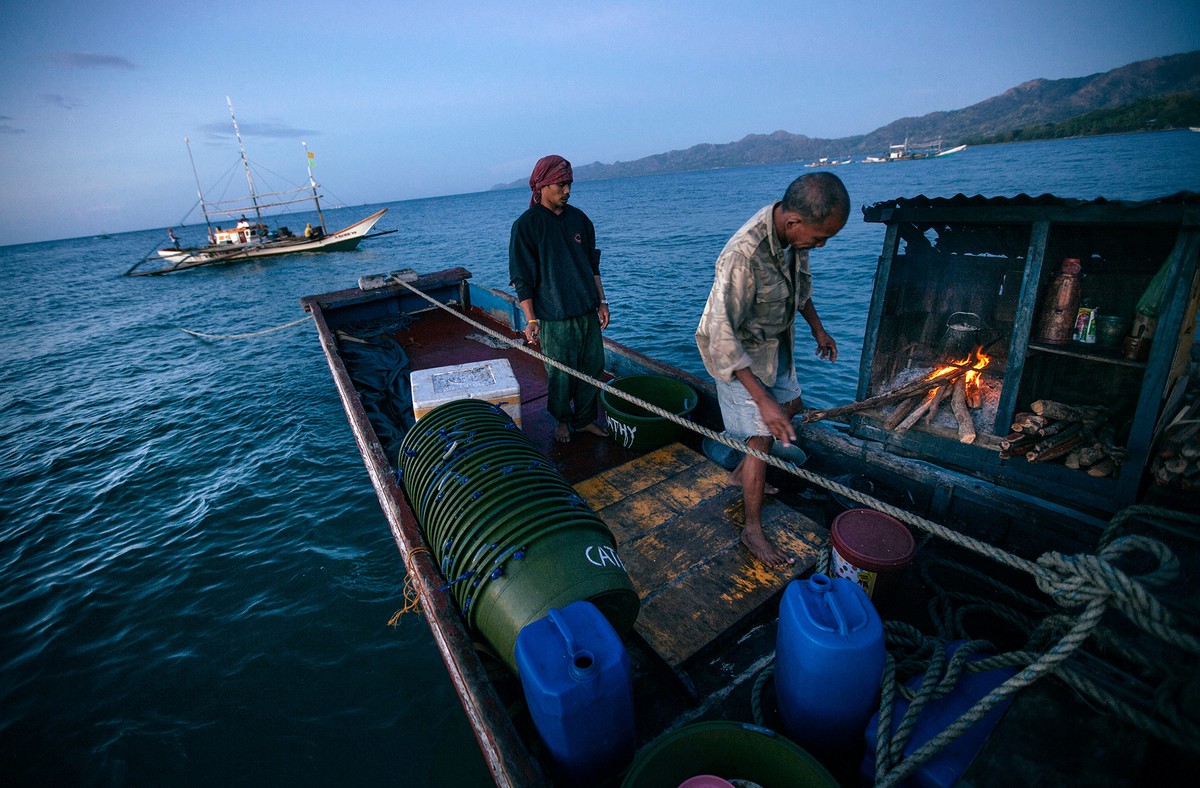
[932, 347, 991, 402]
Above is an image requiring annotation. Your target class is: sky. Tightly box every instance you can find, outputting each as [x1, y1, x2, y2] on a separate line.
[1, 0, 1197, 246]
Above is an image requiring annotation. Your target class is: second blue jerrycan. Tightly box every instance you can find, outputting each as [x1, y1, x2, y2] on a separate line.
[775, 573, 885, 755]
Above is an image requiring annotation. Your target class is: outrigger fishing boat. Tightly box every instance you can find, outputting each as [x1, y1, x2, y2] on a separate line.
[301, 192, 1198, 786]
[125, 99, 392, 276]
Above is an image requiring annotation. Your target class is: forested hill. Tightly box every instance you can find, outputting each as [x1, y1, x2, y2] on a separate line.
[493, 50, 1200, 187]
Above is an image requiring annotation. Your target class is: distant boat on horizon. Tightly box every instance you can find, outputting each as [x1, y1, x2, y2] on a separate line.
[884, 138, 968, 161]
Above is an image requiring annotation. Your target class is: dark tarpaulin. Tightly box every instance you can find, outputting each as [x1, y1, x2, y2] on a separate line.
[338, 334, 415, 466]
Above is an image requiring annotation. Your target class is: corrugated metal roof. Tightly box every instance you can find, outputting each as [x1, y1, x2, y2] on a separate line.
[864, 191, 1200, 213]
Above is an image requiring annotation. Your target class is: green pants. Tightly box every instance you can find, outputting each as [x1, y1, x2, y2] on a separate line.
[539, 313, 604, 429]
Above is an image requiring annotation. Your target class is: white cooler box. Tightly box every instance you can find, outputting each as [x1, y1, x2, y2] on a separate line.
[410, 358, 522, 427]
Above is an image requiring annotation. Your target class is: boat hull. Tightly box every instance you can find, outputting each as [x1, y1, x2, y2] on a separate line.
[302, 260, 1199, 787]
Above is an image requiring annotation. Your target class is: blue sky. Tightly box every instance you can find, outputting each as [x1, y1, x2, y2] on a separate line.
[1, 0, 1197, 246]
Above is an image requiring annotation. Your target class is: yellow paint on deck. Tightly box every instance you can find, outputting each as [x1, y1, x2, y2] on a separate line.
[577, 442, 829, 667]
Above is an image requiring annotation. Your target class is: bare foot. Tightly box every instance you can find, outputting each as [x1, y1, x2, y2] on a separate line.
[554, 423, 571, 443]
[576, 422, 610, 438]
[741, 528, 795, 568]
[725, 469, 777, 495]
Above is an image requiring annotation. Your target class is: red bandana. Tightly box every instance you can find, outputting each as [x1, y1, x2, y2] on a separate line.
[529, 155, 573, 208]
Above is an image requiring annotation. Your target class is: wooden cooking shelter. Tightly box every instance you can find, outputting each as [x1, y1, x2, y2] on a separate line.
[848, 193, 1200, 516]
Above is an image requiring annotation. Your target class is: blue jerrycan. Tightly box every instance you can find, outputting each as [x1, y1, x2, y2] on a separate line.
[775, 573, 885, 754]
[514, 600, 635, 784]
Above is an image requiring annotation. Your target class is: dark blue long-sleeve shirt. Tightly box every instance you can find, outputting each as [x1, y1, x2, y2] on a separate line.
[509, 203, 601, 321]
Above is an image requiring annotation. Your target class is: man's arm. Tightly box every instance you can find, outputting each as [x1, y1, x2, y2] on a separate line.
[510, 218, 540, 343]
[594, 274, 609, 330]
[799, 298, 837, 362]
[518, 297, 540, 343]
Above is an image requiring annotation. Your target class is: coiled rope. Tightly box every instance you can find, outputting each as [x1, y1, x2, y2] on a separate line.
[387, 277, 1200, 764]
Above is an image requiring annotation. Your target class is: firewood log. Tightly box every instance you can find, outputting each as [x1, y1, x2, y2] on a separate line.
[1036, 419, 1076, 438]
[1026, 434, 1085, 463]
[1030, 422, 1083, 453]
[925, 383, 952, 425]
[883, 395, 921, 430]
[1088, 458, 1117, 478]
[1000, 432, 1037, 451]
[896, 388, 941, 434]
[1030, 399, 1104, 422]
[1164, 456, 1190, 475]
[1074, 444, 1108, 467]
[952, 377, 976, 444]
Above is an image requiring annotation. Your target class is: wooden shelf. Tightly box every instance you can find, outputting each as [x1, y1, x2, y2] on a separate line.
[1026, 342, 1147, 369]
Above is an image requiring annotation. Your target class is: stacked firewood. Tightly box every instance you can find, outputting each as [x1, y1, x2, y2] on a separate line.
[803, 359, 981, 444]
[1149, 396, 1200, 491]
[999, 399, 1127, 477]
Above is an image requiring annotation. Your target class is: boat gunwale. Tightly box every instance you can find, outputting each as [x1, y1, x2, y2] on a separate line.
[302, 271, 548, 787]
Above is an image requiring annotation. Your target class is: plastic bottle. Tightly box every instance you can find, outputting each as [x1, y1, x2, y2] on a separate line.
[1073, 298, 1097, 344]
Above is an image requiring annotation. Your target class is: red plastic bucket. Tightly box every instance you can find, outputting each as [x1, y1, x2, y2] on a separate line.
[830, 509, 914, 600]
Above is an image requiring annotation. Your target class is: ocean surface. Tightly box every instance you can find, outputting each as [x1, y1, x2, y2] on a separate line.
[3, 130, 1199, 786]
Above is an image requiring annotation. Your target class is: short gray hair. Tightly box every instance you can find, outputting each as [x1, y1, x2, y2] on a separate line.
[781, 172, 849, 222]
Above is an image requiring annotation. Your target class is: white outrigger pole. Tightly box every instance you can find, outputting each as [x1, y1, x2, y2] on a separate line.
[226, 96, 265, 230]
[301, 140, 328, 235]
[184, 135, 216, 244]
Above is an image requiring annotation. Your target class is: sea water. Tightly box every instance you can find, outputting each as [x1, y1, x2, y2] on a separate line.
[2, 130, 1199, 786]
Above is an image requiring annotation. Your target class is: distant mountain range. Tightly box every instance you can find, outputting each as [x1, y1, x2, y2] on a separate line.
[494, 50, 1200, 188]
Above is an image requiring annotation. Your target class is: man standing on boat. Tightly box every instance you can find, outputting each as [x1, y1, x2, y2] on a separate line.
[509, 154, 611, 443]
[696, 172, 848, 567]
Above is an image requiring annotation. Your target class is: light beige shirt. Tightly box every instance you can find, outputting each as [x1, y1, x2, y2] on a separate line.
[695, 203, 813, 385]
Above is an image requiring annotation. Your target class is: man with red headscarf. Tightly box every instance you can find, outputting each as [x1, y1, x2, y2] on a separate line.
[509, 155, 611, 443]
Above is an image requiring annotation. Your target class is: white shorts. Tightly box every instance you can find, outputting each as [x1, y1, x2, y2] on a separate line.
[714, 371, 802, 439]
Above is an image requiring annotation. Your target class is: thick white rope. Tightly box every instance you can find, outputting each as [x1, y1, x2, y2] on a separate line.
[181, 314, 314, 339]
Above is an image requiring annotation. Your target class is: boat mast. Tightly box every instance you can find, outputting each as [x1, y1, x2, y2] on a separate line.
[226, 97, 264, 229]
[302, 140, 328, 233]
[184, 135, 215, 242]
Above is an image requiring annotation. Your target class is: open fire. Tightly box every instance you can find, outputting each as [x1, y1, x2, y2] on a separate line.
[883, 346, 991, 443]
[803, 346, 993, 445]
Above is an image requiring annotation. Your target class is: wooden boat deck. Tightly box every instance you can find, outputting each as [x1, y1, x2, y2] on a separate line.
[577, 442, 827, 667]
[390, 300, 829, 672]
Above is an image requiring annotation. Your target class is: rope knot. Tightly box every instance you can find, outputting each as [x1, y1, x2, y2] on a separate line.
[1036, 536, 1200, 655]
[1034, 551, 1110, 608]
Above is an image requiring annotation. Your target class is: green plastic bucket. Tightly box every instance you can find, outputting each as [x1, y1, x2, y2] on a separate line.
[601, 375, 698, 451]
[621, 721, 837, 788]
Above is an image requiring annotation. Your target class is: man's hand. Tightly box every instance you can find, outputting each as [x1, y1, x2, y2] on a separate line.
[757, 396, 797, 446]
[523, 320, 540, 344]
[813, 328, 838, 362]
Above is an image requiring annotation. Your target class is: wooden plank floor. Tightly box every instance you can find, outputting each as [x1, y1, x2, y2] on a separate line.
[575, 443, 829, 667]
